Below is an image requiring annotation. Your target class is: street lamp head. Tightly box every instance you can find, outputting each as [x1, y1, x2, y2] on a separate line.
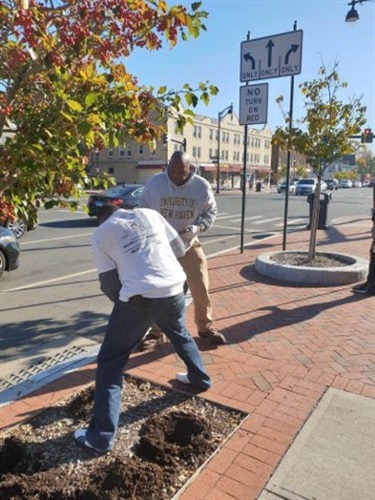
[229, 103, 234, 120]
[345, 0, 370, 22]
[345, 5, 359, 22]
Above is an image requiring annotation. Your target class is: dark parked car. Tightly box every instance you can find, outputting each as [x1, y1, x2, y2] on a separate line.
[0, 197, 36, 239]
[323, 178, 339, 191]
[0, 226, 21, 278]
[1, 216, 29, 239]
[87, 184, 144, 217]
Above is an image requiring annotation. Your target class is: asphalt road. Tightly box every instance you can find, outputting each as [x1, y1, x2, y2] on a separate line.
[0, 186, 372, 380]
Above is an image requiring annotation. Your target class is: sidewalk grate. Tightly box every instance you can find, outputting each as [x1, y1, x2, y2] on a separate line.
[0, 346, 88, 392]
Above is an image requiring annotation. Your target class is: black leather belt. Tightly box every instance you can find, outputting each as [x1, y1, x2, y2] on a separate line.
[128, 295, 153, 305]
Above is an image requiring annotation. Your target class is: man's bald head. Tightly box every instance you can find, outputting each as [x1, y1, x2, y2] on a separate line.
[168, 151, 194, 186]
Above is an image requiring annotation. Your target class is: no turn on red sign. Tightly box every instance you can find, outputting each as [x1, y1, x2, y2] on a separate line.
[239, 83, 268, 125]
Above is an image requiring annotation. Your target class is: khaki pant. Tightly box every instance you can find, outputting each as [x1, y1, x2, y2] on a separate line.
[178, 240, 213, 332]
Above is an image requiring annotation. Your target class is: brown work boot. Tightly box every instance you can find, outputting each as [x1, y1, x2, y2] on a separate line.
[198, 326, 226, 345]
[137, 327, 166, 352]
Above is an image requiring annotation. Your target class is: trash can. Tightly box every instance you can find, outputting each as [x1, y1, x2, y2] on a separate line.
[307, 192, 330, 229]
[256, 181, 262, 192]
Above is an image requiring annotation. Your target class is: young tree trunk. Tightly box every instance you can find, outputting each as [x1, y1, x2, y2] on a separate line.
[308, 169, 323, 261]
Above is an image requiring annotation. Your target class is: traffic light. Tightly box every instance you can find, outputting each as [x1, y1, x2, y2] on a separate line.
[361, 128, 373, 143]
[162, 133, 169, 145]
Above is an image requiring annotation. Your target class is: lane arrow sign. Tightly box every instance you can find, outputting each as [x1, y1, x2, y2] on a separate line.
[243, 52, 256, 70]
[240, 29, 303, 82]
[266, 39, 274, 67]
[284, 44, 299, 64]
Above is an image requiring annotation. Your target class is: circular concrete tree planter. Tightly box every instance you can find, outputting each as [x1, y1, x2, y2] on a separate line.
[255, 251, 368, 286]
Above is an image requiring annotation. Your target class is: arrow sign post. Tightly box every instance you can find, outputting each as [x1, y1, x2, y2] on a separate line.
[240, 29, 303, 82]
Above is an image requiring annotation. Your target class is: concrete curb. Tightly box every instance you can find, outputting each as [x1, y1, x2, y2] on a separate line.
[255, 250, 369, 286]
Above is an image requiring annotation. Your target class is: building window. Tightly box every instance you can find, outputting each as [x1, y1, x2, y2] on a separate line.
[108, 167, 114, 174]
[108, 149, 114, 158]
[209, 129, 214, 141]
[193, 126, 202, 138]
[138, 145, 144, 155]
[119, 147, 125, 157]
[126, 145, 132, 157]
[192, 146, 201, 159]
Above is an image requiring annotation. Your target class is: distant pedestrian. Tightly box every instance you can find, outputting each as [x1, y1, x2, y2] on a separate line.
[352, 210, 375, 294]
[139, 150, 226, 348]
[74, 205, 211, 454]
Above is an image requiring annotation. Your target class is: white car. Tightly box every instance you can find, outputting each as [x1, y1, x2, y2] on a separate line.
[340, 179, 353, 189]
[295, 178, 326, 196]
[277, 180, 298, 194]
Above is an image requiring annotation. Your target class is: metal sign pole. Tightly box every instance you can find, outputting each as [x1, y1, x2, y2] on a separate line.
[282, 20, 297, 251]
[240, 31, 251, 254]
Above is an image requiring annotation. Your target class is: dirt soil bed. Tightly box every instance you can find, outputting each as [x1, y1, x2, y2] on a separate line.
[0, 374, 246, 499]
[271, 251, 353, 268]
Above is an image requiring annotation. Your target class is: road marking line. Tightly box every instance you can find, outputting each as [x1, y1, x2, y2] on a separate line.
[216, 213, 239, 220]
[3, 269, 97, 293]
[251, 217, 282, 225]
[21, 232, 93, 245]
[230, 215, 263, 222]
[274, 218, 306, 227]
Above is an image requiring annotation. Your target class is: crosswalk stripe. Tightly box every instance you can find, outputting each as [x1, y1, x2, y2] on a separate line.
[252, 217, 282, 224]
[231, 215, 263, 222]
[274, 218, 306, 227]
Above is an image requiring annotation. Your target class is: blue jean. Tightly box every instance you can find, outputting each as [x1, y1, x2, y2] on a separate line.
[86, 292, 211, 452]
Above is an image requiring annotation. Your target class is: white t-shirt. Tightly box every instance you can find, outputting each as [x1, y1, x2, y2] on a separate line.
[92, 208, 186, 302]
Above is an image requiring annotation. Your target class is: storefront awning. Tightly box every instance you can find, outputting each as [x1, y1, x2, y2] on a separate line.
[136, 161, 167, 169]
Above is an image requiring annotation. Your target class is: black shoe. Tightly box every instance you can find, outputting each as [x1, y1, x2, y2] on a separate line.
[198, 327, 226, 345]
[352, 282, 375, 294]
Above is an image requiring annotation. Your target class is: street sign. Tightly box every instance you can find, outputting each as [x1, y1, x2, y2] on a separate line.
[240, 30, 303, 82]
[239, 83, 268, 125]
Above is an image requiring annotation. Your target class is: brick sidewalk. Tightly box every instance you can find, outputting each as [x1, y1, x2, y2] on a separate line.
[1, 216, 374, 500]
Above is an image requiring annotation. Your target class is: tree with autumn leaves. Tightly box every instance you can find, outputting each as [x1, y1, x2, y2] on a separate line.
[273, 63, 367, 260]
[0, 0, 218, 228]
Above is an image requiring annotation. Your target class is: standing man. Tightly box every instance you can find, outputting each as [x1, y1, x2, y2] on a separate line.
[74, 205, 211, 454]
[140, 150, 226, 346]
[352, 206, 375, 294]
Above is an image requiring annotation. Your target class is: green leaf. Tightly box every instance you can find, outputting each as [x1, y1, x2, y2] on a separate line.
[67, 100, 83, 112]
[60, 111, 74, 122]
[201, 92, 210, 106]
[157, 86, 167, 95]
[78, 122, 93, 135]
[44, 199, 58, 209]
[191, 2, 202, 11]
[85, 93, 98, 107]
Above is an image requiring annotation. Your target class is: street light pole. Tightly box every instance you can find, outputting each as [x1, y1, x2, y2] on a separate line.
[216, 103, 233, 194]
[95, 148, 99, 175]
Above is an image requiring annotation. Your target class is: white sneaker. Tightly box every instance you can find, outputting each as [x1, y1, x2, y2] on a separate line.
[74, 428, 108, 454]
[176, 372, 191, 385]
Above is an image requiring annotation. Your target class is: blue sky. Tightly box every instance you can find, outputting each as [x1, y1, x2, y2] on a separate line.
[127, 0, 374, 151]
